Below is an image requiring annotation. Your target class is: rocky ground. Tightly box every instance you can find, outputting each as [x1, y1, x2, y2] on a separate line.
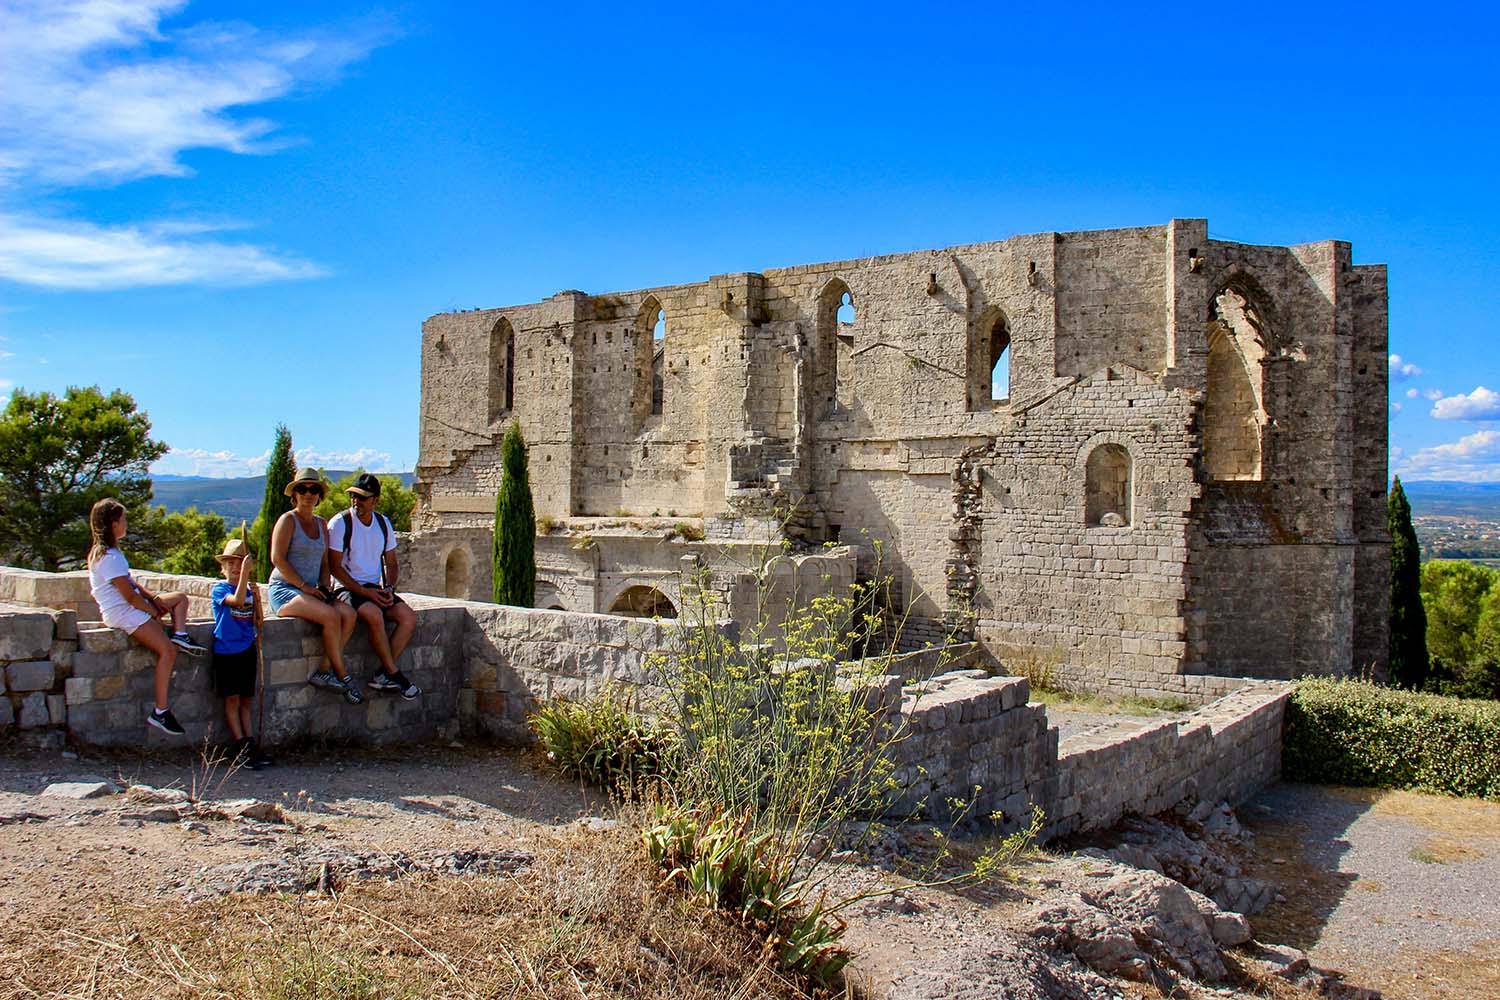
[1, 740, 1495, 1000]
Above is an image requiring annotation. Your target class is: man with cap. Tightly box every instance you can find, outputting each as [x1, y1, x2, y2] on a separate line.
[327, 473, 421, 699]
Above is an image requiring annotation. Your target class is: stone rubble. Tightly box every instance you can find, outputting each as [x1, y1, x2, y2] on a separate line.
[176, 845, 534, 901]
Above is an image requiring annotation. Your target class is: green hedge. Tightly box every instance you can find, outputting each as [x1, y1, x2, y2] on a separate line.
[1283, 678, 1500, 798]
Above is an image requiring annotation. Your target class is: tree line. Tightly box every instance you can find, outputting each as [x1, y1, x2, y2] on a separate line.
[0, 387, 413, 580]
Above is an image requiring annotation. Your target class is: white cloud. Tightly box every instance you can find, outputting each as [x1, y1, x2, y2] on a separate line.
[0, 212, 325, 289]
[0, 1, 391, 290]
[0, 378, 11, 391]
[1389, 401, 1402, 414]
[1431, 386, 1500, 421]
[1405, 388, 1418, 399]
[1389, 354, 1424, 381]
[1395, 430, 1500, 482]
[152, 444, 403, 477]
[1424, 388, 1444, 401]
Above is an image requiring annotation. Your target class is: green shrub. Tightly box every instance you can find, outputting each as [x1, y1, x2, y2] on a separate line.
[530, 691, 678, 789]
[1283, 678, 1500, 798]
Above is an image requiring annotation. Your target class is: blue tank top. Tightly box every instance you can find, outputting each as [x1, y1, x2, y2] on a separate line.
[269, 514, 326, 589]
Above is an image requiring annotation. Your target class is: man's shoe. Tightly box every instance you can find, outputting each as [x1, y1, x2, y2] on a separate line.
[246, 740, 274, 770]
[170, 633, 206, 654]
[341, 676, 365, 705]
[367, 671, 402, 694]
[390, 670, 421, 701]
[147, 708, 186, 736]
[308, 669, 341, 691]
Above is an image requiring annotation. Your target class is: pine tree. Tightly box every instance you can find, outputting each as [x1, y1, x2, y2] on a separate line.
[1388, 476, 1429, 689]
[493, 422, 536, 606]
[254, 425, 296, 583]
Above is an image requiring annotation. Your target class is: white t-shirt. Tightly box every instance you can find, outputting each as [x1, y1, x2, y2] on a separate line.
[327, 510, 396, 585]
[89, 548, 138, 624]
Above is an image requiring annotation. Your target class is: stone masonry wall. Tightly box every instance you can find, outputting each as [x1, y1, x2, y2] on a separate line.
[0, 567, 1290, 841]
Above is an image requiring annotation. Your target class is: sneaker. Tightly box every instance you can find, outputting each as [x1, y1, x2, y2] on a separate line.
[340, 676, 365, 705]
[170, 632, 206, 655]
[247, 741, 274, 770]
[147, 708, 186, 736]
[307, 669, 341, 691]
[367, 671, 402, 694]
[390, 670, 421, 701]
[228, 737, 252, 767]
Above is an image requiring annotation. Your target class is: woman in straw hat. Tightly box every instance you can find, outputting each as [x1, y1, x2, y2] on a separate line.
[267, 468, 362, 704]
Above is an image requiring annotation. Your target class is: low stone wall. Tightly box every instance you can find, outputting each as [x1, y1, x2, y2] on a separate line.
[0, 565, 1290, 842]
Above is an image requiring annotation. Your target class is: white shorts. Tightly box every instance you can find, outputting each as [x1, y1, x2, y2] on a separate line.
[101, 604, 153, 635]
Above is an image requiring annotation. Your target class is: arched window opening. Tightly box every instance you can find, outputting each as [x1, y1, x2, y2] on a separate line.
[814, 279, 852, 418]
[443, 547, 471, 599]
[967, 309, 1011, 410]
[837, 292, 855, 326]
[1085, 444, 1132, 527]
[1204, 286, 1268, 481]
[608, 585, 677, 619]
[634, 298, 664, 427]
[989, 317, 1011, 402]
[489, 317, 516, 423]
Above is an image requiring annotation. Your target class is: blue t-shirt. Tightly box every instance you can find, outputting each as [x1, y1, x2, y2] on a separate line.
[211, 580, 257, 654]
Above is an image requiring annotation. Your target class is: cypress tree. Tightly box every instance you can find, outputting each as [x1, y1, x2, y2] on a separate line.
[254, 425, 296, 583]
[493, 422, 536, 606]
[1388, 476, 1429, 689]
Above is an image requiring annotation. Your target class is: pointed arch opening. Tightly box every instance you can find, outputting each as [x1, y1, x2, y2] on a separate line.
[1204, 285, 1269, 481]
[1085, 444, 1133, 527]
[968, 308, 1011, 410]
[634, 297, 664, 427]
[489, 317, 516, 423]
[814, 278, 852, 418]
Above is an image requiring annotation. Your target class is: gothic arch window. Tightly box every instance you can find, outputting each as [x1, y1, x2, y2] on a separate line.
[814, 278, 852, 418]
[443, 547, 471, 599]
[1085, 444, 1132, 527]
[634, 297, 664, 427]
[1204, 285, 1269, 481]
[489, 317, 516, 423]
[968, 308, 1011, 410]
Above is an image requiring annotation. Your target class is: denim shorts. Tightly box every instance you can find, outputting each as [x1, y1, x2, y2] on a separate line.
[267, 580, 302, 614]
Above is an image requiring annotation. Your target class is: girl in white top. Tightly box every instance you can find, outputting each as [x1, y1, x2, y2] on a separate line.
[86, 498, 204, 736]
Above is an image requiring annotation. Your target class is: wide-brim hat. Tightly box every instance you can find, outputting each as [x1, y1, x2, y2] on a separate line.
[214, 537, 252, 565]
[284, 467, 327, 497]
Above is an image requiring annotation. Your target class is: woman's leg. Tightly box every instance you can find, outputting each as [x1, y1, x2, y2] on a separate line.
[276, 596, 350, 678]
[130, 619, 177, 710]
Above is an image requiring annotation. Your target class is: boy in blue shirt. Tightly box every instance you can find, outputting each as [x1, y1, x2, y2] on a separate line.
[212, 539, 272, 770]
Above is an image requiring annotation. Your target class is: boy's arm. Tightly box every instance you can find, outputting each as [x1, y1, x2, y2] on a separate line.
[222, 557, 254, 608]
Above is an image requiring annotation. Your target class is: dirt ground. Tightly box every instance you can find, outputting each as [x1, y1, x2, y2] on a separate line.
[1, 742, 1495, 1000]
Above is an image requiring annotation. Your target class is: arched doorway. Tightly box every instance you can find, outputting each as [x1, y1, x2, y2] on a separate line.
[443, 547, 471, 599]
[608, 585, 677, 619]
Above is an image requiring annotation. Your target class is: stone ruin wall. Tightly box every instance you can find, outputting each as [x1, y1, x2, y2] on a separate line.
[412, 219, 1390, 694]
[0, 567, 1287, 841]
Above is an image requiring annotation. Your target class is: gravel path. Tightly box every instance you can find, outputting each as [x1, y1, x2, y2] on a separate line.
[1238, 783, 1500, 1000]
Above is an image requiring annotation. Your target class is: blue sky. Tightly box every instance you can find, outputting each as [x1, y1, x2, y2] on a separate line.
[1, 1, 1497, 480]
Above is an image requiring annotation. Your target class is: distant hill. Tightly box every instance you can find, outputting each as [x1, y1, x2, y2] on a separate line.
[150, 472, 416, 521]
[1402, 480, 1500, 519]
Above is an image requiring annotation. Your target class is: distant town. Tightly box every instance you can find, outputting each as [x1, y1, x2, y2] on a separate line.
[1402, 481, 1500, 566]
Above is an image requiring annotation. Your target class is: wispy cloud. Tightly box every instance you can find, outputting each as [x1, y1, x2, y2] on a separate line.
[1431, 386, 1500, 421]
[1389, 354, 1424, 381]
[0, 1, 392, 290]
[1395, 429, 1500, 482]
[0, 212, 325, 289]
[153, 444, 402, 477]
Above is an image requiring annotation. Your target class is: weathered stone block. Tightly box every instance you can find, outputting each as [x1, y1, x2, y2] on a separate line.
[79, 628, 129, 654]
[18, 692, 49, 728]
[6, 660, 54, 692]
[0, 609, 55, 660]
[65, 676, 94, 704]
[0, 697, 12, 728]
[47, 693, 66, 725]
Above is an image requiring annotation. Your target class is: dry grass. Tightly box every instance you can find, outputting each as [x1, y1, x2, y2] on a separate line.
[1325, 786, 1500, 839]
[1, 824, 844, 1000]
[1408, 835, 1486, 865]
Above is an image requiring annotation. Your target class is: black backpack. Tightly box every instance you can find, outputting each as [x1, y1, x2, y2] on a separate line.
[338, 509, 391, 585]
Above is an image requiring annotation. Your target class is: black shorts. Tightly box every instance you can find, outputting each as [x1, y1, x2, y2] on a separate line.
[213, 646, 257, 698]
[336, 586, 407, 613]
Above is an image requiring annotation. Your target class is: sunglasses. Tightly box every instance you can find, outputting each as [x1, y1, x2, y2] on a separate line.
[293, 484, 323, 496]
